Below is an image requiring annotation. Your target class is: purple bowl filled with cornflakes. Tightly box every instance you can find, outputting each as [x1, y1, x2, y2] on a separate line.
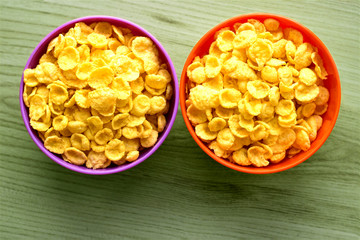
[20, 16, 178, 175]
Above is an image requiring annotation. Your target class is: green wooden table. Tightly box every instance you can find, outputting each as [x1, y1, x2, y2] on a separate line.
[0, 0, 359, 239]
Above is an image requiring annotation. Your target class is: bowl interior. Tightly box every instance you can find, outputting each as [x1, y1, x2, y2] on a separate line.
[20, 16, 178, 175]
[180, 13, 340, 174]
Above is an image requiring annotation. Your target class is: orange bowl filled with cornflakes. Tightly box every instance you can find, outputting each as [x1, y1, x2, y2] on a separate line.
[180, 13, 341, 174]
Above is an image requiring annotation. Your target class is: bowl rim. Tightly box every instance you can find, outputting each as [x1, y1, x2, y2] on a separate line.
[20, 15, 179, 175]
[180, 13, 341, 174]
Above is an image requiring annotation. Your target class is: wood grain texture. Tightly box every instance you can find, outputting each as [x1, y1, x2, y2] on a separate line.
[0, 0, 359, 239]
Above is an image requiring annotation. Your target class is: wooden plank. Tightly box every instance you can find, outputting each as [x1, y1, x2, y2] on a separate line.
[0, 0, 359, 239]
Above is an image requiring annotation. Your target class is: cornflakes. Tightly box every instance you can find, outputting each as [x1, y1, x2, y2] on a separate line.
[314, 86, 329, 106]
[63, 147, 87, 165]
[195, 123, 217, 141]
[247, 38, 273, 67]
[295, 83, 319, 103]
[232, 148, 251, 166]
[52, 115, 68, 131]
[122, 125, 143, 139]
[58, 47, 80, 71]
[189, 85, 220, 110]
[228, 115, 249, 138]
[208, 117, 226, 132]
[261, 66, 278, 83]
[248, 146, 269, 167]
[94, 128, 113, 145]
[87, 32, 108, 48]
[302, 102, 316, 118]
[209, 141, 231, 158]
[126, 151, 140, 162]
[157, 115, 166, 133]
[275, 99, 295, 116]
[35, 62, 59, 84]
[284, 28, 303, 46]
[44, 135, 65, 154]
[216, 30, 235, 52]
[299, 68, 317, 86]
[88, 66, 114, 89]
[48, 83, 68, 105]
[94, 22, 112, 38]
[105, 139, 125, 161]
[23, 21, 173, 169]
[311, 52, 328, 79]
[247, 80, 270, 99]
[86, 151, 111, 169]
[314, 103, 328, 115]
[233, 30, 257, 49]
[278, 66, 293, 86]
[29, 95, 47, 121]
[264, 18, 279, 31]
[294, 43, 313, 70]
[219, 89, 241, 108]
[186, 18, 330, 167]
[112, 55, 140, 82]
[250, 124, 268, 142]
[67, 121, 87, 134]
[293, 129, 311, 151]
[131, 95, 150, 116]
[140, 130, 158, 148]
[148, 96, 166, 115]
[70, 133, 90, 151]
[205, 55, 221, 78]
[216, 128, 235, 150]
[244, 93, 262, 116]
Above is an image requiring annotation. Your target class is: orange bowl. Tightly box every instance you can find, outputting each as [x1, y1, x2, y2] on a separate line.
[180, 13, 341, 174]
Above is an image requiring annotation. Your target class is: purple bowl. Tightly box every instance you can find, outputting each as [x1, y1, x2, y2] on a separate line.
[20, 16, 179, 175]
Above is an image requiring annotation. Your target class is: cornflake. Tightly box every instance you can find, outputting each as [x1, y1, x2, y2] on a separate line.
[23, 21, 173, 169]
[186, 18, 330, 167]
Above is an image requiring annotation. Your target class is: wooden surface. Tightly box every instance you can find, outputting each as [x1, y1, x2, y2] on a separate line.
[0, 0, 359, 239]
